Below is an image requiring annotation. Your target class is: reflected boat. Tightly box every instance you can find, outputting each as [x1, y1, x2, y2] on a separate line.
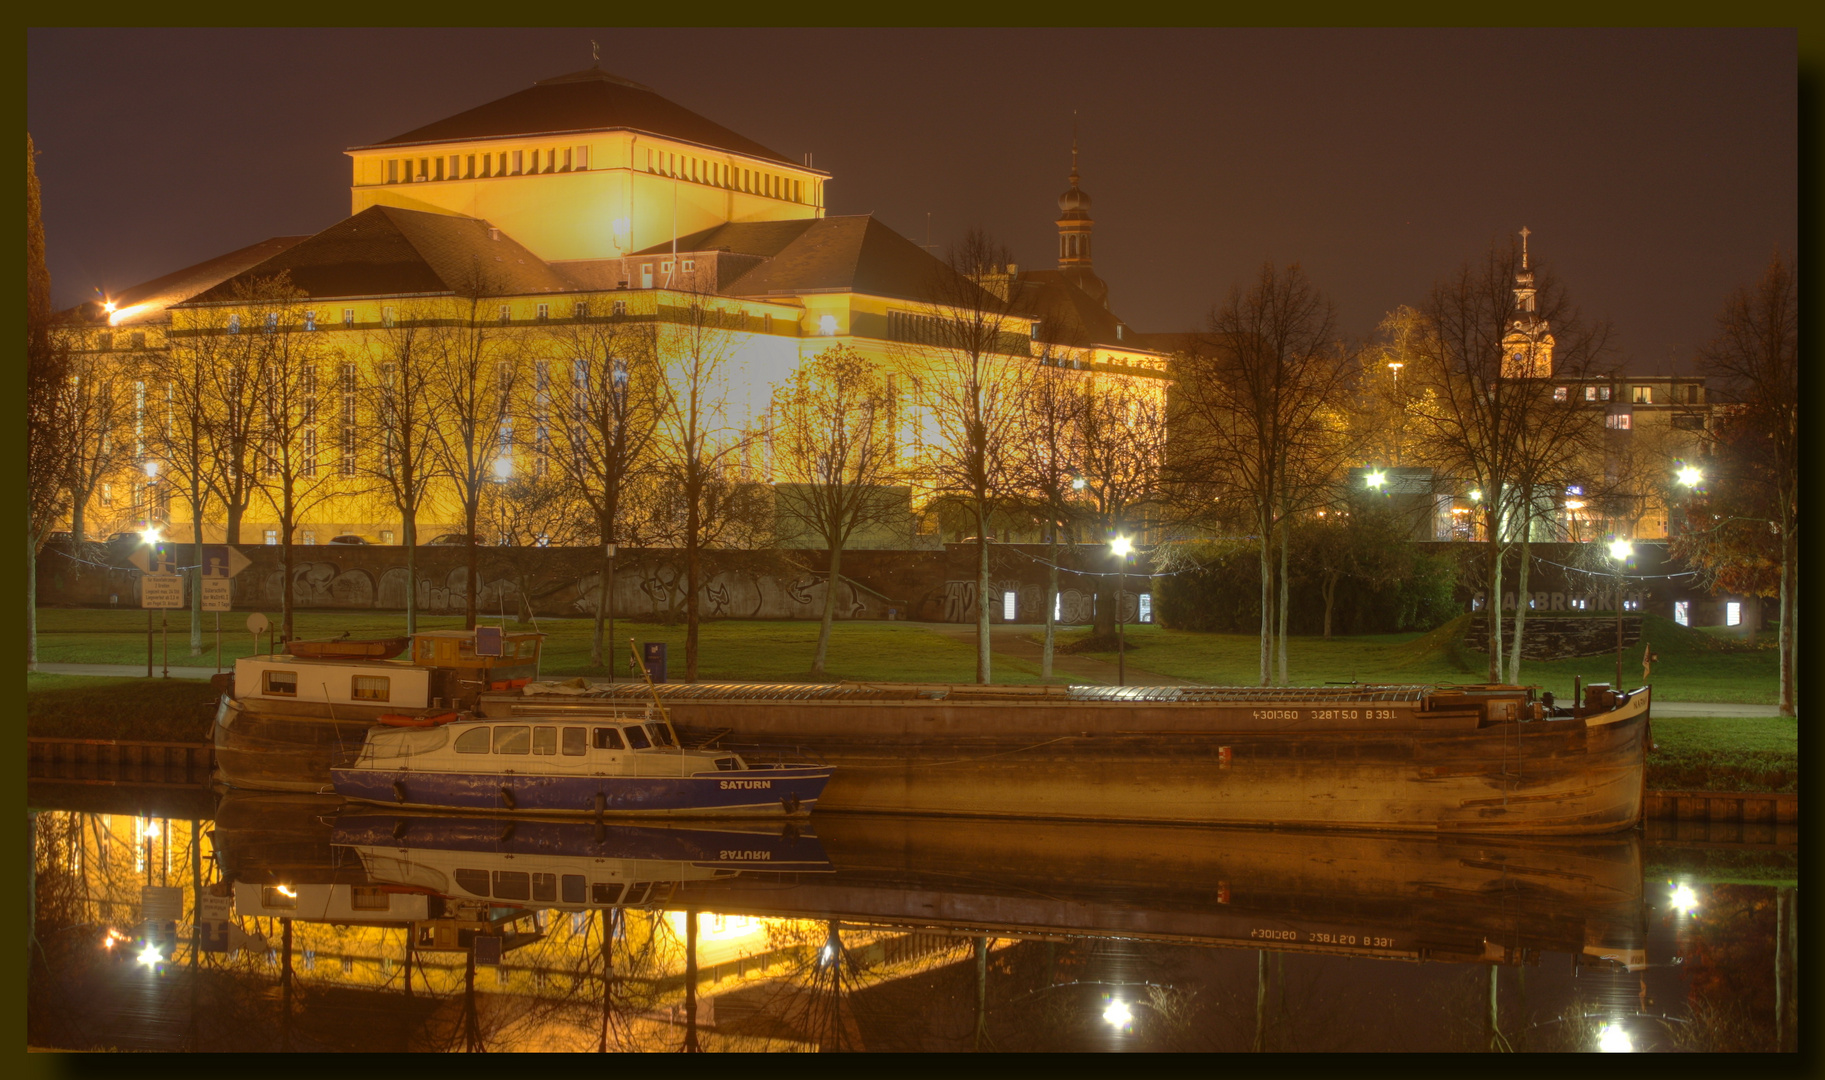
[677, 814, 1648, 970]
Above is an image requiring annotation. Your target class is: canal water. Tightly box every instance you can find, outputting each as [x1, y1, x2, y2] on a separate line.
[27, 783, 1797, 1052]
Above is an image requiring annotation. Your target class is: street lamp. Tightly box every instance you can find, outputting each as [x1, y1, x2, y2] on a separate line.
[1365, 470, 1387, 491]
[1607, 538, 1634, 690]
[1111, 535, 1133, 686]
[1675, 465, 1702, 489]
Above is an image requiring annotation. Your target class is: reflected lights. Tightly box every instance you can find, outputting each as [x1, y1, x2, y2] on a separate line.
[139, 526, 163, 546]
[1102, 1000, 1133, 1029]
[1608, 538, 1634, 561]
[1597, 1022, 1633, 1052]
[1365, 470, 1386, 489]
[1676, 466, 1702, 487]
[137, 943, 163, 967]
[1111, 536, 1133, 558]
[1670, 882, 1698, 915]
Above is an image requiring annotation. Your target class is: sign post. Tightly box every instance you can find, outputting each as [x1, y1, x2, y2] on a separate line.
[196, 547, 247, 674]
[136, 545, 187, 678]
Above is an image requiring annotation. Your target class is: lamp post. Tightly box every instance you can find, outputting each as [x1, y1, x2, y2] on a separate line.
[1111, 535, 1133, 686]
[1608, 537, 1634, 689]
[1386, 362, 1404, 465]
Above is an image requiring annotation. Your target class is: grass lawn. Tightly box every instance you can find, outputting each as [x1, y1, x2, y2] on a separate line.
[1066, 613, 1783, 705]
[28, 608, 1039, 685]
[26, 673, 219, 742]
[1647, 716, 1798, 793]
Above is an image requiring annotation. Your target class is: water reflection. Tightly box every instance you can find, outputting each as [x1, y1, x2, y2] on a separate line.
[27, 785, 1797, 1052]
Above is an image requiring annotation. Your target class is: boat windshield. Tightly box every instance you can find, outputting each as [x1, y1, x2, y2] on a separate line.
[645, 723, 676, 747]
[623, 725, 651, 750]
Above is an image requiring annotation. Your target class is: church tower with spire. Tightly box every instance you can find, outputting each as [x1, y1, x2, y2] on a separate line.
[1055, 132, 1109, 308]
[1501, 226, 1556, 378]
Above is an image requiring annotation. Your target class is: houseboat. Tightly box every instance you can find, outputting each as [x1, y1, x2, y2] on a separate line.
[329, 714, 833, 818]
[212, 628, 546, 792]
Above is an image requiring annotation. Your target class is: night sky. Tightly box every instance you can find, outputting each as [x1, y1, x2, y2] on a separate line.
[28, 28, 1796, 373]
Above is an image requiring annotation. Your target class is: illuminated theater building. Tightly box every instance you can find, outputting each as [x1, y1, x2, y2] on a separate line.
[66, 66, 1169, 548]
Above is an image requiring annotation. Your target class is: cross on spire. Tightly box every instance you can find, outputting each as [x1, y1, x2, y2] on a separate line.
[590, 38, 600, 62]
[1520, 225, 1531, 268]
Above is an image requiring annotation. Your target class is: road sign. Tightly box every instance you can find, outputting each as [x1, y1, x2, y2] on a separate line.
[199, 544, 251, 579]
[128, 545, 181, 575]
[140, 573, 185, 609]
[201, 576, 233, 612]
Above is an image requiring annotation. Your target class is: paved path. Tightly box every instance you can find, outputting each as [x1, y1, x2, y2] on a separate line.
[33, 662, 224, 681]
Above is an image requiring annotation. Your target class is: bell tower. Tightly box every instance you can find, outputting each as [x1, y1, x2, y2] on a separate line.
[1055, 129, 1108, 307]
[1501, 226, 1555, 378]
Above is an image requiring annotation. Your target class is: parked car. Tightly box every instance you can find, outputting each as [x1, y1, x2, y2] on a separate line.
[426, 533, 487, 545]
[327, 534, 371, 545]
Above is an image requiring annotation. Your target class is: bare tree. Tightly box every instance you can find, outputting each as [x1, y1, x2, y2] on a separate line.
[903, 227, 1031, 684]
[770, 344, 909, 679]
[28, 133, 74, 669]
[1692, 253, 1798, 715]
[1008, 356, 1089, 676]
[546, 303, 664, 671]
[1407, 237, 1610, 683]
[1076, 373, 1171, 644]
[1171, 262, 1353, 686]
[652, 290, 765, 681]
[425, 281, 521, 631]
[360, 305, 444, 634]
[59, 349, 134, 555]
[147, 334, 220, 654]
[242, 275, 347, 642]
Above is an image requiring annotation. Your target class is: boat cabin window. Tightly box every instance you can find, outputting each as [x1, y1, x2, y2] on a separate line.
[349, 886, 390, 911]
[454, 727, 493, 754]
[593, 727, 626, 751]
[264, 670, 297, 696]
[625, 882, 653, 905]
[645, 723, 676, 747]
[591, 883, 625, 905]
[624, 725, 652, 750]
[515, 639, 540, 659]
[492, 871, 530, 901]
[454, 868, 491, 896]
[493, 726, 531, 755]
[562, 727, 587, 755]
[562, 875, 586, 904]
[260, 885, 297, 909]
[532, 726, 557, 755]
[532, 872, 557, 902]
[351, 675, 390, 702]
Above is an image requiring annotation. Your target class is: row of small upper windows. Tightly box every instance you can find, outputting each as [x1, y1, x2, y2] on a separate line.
[381, 145, 589, 184]
[647, 149, 805, 204]
[224, 300, 633, 333]
[1548, 384, 1701, 405]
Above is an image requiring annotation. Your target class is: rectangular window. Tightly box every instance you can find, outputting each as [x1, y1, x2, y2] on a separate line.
[592, 882, 626, 905]
[576, 145, 588, 170]
[1584, 386, 1598, 401]
[351, 676, 390, 702]
[512, 150, 523, 175]
[592, 727, 625, 750]
[449, 155, 460, 178]
[343, 308, 355, 327]
[1606, 413, 1632, 430]
[1674, 601, 1689, 626]
[661, 261, 674, 274]
[491, 871, 530, 901]
[349, 886, 390, 911]
[536, 303, 549, 320]
[1002, 591, 1017, 621]
[433, 157, 444, 182]
[562, 727, 587, 755]
[682, 258, 695, 272]
[304, 311, 316, 332]
[624, 725, 651, 750]
[387, 159, 398, 184]
[466, 154, 475, 178]
[454, 726, 492, 754]
[302, 529, 316, 545]
[380, 531, 395, 544]
[382, 307, 396, 328]
[1139, 593, 1153, 623]
[492, 726, 531, 755]
[1633, 386, 1653, 404]
[532, 872, 557, 902]
[613, 299, 627, 316]
[1726, 601, 1742, 627]
[263, 670, 297, 696]
[499, 305, 512, 323]
[532, 726, 557, 755]
[265, 312, 278, 333]
[1553, 386, 1567, 401]
[574, 301, 588, 319]
[264, 529, 278, 545]
[562, 875, 587, 904]
[261, 885, 297, 909]
[228, 314, 240, 333]
[1600, 386, 1611, 401]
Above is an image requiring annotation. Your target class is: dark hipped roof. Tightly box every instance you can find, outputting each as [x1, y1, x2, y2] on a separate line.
[1013, 270, 1140, 352]
[188, 206, 573, 302]
[61, 235, 311, 325]
[634, 215, 996, 306]
[355, 66, 797, 166]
